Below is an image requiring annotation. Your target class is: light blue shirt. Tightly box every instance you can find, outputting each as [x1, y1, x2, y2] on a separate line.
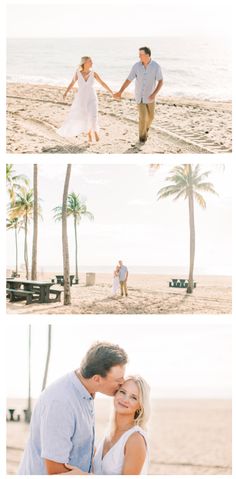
[119, 265, 128, 281]
[18, 372, 95, 475]
[127, 60, 163, 104]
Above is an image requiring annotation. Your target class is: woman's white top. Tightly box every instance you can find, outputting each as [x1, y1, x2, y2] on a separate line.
[93, 426, 149, 475]
[57, 69, 99, 137]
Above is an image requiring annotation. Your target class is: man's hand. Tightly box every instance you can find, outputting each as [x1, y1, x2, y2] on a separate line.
[64, 463, 87, 475]
[44, 458, 70, 474]
[148, 93, 156, 102]
[113, 92, 122, 100]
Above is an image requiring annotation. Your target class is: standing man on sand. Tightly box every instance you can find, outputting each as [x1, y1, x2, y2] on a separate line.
[18, 342, 128, 475]
[114, 47, 163, 143]
[119, 260, 129, 297]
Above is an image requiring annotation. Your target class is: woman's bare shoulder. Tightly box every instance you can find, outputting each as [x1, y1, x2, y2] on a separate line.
[125, 431, 147, 452]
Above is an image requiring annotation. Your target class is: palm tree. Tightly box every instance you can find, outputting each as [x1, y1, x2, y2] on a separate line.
[6, 164, 29, 202]
[25, 325, 32, 423]
[157, 164, 218, 293]
[6, 216, 23, 276]
[9, 188, 34, 279]
[42, 325, 52, 391]
[31, 164, 38, 280]
[6, 165, 30, 276]
[53, 192, 94, 282]
[62, 165, 72, 305]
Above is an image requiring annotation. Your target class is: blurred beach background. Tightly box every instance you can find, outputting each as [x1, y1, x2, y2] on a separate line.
[6, 321, 232, 474]
[6, 0, 232, 153]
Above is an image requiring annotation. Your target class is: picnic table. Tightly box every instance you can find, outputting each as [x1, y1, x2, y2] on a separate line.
[55, 274, 75, 286]
[169, 278, 197, 288]
[6, 278, 61, 304]
[7, 409, 20, 422]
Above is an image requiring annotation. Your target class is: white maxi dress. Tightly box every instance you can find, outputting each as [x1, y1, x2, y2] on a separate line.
[93, 426, 149, 475]
[112, 274, 120, 295]
[57, 70, 99, 137]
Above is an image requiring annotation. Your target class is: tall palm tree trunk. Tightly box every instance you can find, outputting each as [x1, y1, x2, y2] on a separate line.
[31, 164, 38, 280]
[24, 213, 29, 279]
[14, 224, 18, 275]
[62, 165, 72, 305]
[41, 325, 52, 391]
[187, 186, 195, 294]
[26, 325, 32, 423]
[74, 215, 79, 282]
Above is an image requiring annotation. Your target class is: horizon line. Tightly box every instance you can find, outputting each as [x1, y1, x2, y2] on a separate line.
[7, 395, 232, 401]
[7, 34, 230, 39]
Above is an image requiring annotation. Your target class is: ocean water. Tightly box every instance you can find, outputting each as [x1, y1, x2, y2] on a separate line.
[7, 36, 231, 101]
[7, 264, 231, 276]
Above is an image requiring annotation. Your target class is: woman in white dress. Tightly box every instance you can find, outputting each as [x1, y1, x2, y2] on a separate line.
[57, 56, 113, 142]
[65, 375, 150, 475]
[112, 265, 120, 296]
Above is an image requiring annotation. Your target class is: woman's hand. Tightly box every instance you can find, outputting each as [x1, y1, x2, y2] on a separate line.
[64, 464, 85, 475]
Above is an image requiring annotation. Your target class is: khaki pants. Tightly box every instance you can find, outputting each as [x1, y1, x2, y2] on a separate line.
[120, 280, 128, 296]
[138, 102, 155, 140]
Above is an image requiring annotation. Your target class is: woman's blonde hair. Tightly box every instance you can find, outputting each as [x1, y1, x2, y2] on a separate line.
[109, 375, 151, 435]
[79, 56, 91, 71]
[127, 375, 151, 429]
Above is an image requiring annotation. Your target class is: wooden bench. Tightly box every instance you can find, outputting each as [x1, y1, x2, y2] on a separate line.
[6, 288, 38, 305]
[49, 289, 62, 302]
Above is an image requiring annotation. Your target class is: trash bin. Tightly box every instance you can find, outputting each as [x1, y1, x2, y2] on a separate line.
[86, 273, 96, 286]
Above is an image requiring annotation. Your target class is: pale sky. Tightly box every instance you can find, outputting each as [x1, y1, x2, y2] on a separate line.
[6, 163, 232, 275]
[7, 0, 232, 38]
[6, 319, 232, 398]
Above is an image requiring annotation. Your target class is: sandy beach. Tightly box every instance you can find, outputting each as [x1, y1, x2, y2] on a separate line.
[6, 397, 232, 475]
[6, 272, 231, 314]
[6, 83, 232, 154]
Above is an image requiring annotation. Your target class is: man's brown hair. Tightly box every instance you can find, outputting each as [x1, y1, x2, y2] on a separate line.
[139, 46, 151, 56]
[80, 341, 128, 378]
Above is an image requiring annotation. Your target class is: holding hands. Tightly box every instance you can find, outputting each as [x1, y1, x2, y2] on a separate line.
[113, 91, 122, 100]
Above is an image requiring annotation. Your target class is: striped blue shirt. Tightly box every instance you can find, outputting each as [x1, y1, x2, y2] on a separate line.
[18, 371, 95, 475]
[127, 60, 163, 104]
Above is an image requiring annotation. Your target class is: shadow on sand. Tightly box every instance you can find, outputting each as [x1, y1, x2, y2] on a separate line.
[41, 144, 91, 154]
[124, 142, 144, 154]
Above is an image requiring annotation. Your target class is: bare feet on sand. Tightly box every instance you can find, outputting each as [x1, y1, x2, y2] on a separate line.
[88, 131, 99, 142]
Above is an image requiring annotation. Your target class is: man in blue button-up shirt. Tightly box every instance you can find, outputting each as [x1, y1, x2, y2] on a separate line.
[118, 260, 129, 297]
[114, 46, 163, 143]
[18, 342, 128, 475]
